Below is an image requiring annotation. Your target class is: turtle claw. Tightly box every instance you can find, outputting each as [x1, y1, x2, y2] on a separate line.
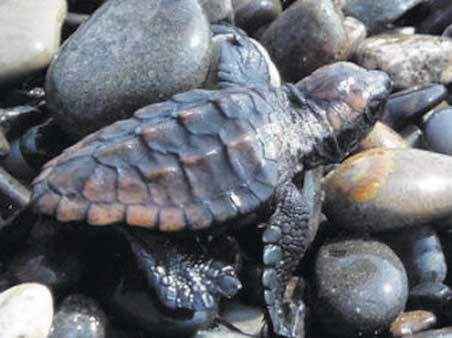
[265, 300, 305, 338]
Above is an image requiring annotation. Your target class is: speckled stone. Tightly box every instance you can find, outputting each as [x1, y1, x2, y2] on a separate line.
[46, 0, 211, 139]
[324, 148, 452, 232]
[0, 0, 67, 85]
[49, 294, 107, 338]
[378, 226, 447, 287]
[355, 34, 452, 90]
[424, 108, 452, 155]
[359, 122, 407, 151]
[313, 239, 408, 338]
[0, 283, 54, 338]
[342, 0, 425, 33]
[260, 0, 348, 82]
[390, 311, 437, 337]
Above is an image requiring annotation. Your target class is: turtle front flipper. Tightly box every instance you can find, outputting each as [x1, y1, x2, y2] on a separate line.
[212, 24, 280, 89]
[118, 227, 242, 311]
[262, 181, 315, 338]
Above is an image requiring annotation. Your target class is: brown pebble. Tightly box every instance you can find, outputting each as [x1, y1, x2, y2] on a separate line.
[390, 310, 436, 337]
[360, 122, 408, 150]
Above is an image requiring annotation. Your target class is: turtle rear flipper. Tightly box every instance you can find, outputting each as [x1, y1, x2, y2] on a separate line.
[120, 228, 242, 311]
[213, 24, 280, 89]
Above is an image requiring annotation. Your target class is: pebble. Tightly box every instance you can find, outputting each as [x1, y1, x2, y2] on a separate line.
[0, 283, 53, 338]
[405, 327, 452, 337]
[199, 0, 234, 23]
[313, 239, 408, 338]
[234, 0, 282, 35]
[46, 0, 211, 139]
[195, 301, 264, 338]
[382, 84, 448, 131]
[260, 0, 348, 82]
[343, 16, 367, 59]
[355, 34, 452, 90]
[378, 226, 447, 287]
[359, 122, 408, 151]
[0, 0, 67, 85]
[418, 0, 452, 35]
[341, 0, 424, 33]
[424, 108, 452, 155]
[49, 294, 107, 338]
[324, 148, 452, 232]
[408, 282, 452, 325]
[390, 311, 437, 337]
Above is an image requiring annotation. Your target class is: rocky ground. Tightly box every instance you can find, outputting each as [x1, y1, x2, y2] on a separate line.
[2, 0, 452, 337]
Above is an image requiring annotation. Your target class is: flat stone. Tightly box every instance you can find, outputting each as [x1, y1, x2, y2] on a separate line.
[260, 0, 348, 82]
[324, 148, 452, 232]
[342, 0, 425, 33]
[49, 294, 107, 338]
[313, 239, 408, 338]
[0, 283, 53, 338]
[355, 34, 452, 90]
[46, 0, 211, 139]
[0, 0, 67, 85]
[390, 310, 437, 337]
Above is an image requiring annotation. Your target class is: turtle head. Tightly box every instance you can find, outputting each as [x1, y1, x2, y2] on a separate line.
[295, 62, 392, 165]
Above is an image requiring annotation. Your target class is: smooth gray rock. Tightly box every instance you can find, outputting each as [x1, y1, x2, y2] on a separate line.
[342, 0, 425, 33]
[0, 283, 54, 338]
[0, 0, 67, 85]
[46, 0, 211, 139]
[379, 226, 447, 287]
[324, 148, 452, 232]
[260, 0, 348, 82]
[234, 0, 282, 34]
[313, 239, 408, 338]
[424, 108, 452, 155]
[355, 34, 452, 90]
[49, 294, 107, 338]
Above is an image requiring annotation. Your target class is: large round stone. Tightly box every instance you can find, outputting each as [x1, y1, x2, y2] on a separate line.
[313, 239, 408, 338]
[324, 148, 452, 232]
[46, 0, 211, 139]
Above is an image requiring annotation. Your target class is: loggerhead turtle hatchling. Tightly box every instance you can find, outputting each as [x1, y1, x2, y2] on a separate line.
[30, 26, 391, 337]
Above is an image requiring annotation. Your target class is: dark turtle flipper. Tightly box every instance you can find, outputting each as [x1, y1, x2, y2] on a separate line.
[262, 182, 313, 338]
[213, 24, 278, 89]
[118, 228, 242, 311]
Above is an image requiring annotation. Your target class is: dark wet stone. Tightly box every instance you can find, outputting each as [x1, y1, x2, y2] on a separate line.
[342, 0, 425, 33]
[234, 0, 282, 35]
[49, 294, 107, 338]
[324, 148, 452, 233]
[382, 84, 447, 131]
[1, 139, 39, 182]
[417, 0, 452, 35]
[359, 122, 407, 151]
[390, 310, 437, 337]
[408, 282, 452, 325]
[6, 221, 85, 295]
[378, 226, 447, 287]
[46, 0, 211, 139]
[260, 0, 348, 82]
[199, 0, 233, 23]
[313, 239, 408, 338]
[355, 34, 452, 90]
[424, 108, 452, 155]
